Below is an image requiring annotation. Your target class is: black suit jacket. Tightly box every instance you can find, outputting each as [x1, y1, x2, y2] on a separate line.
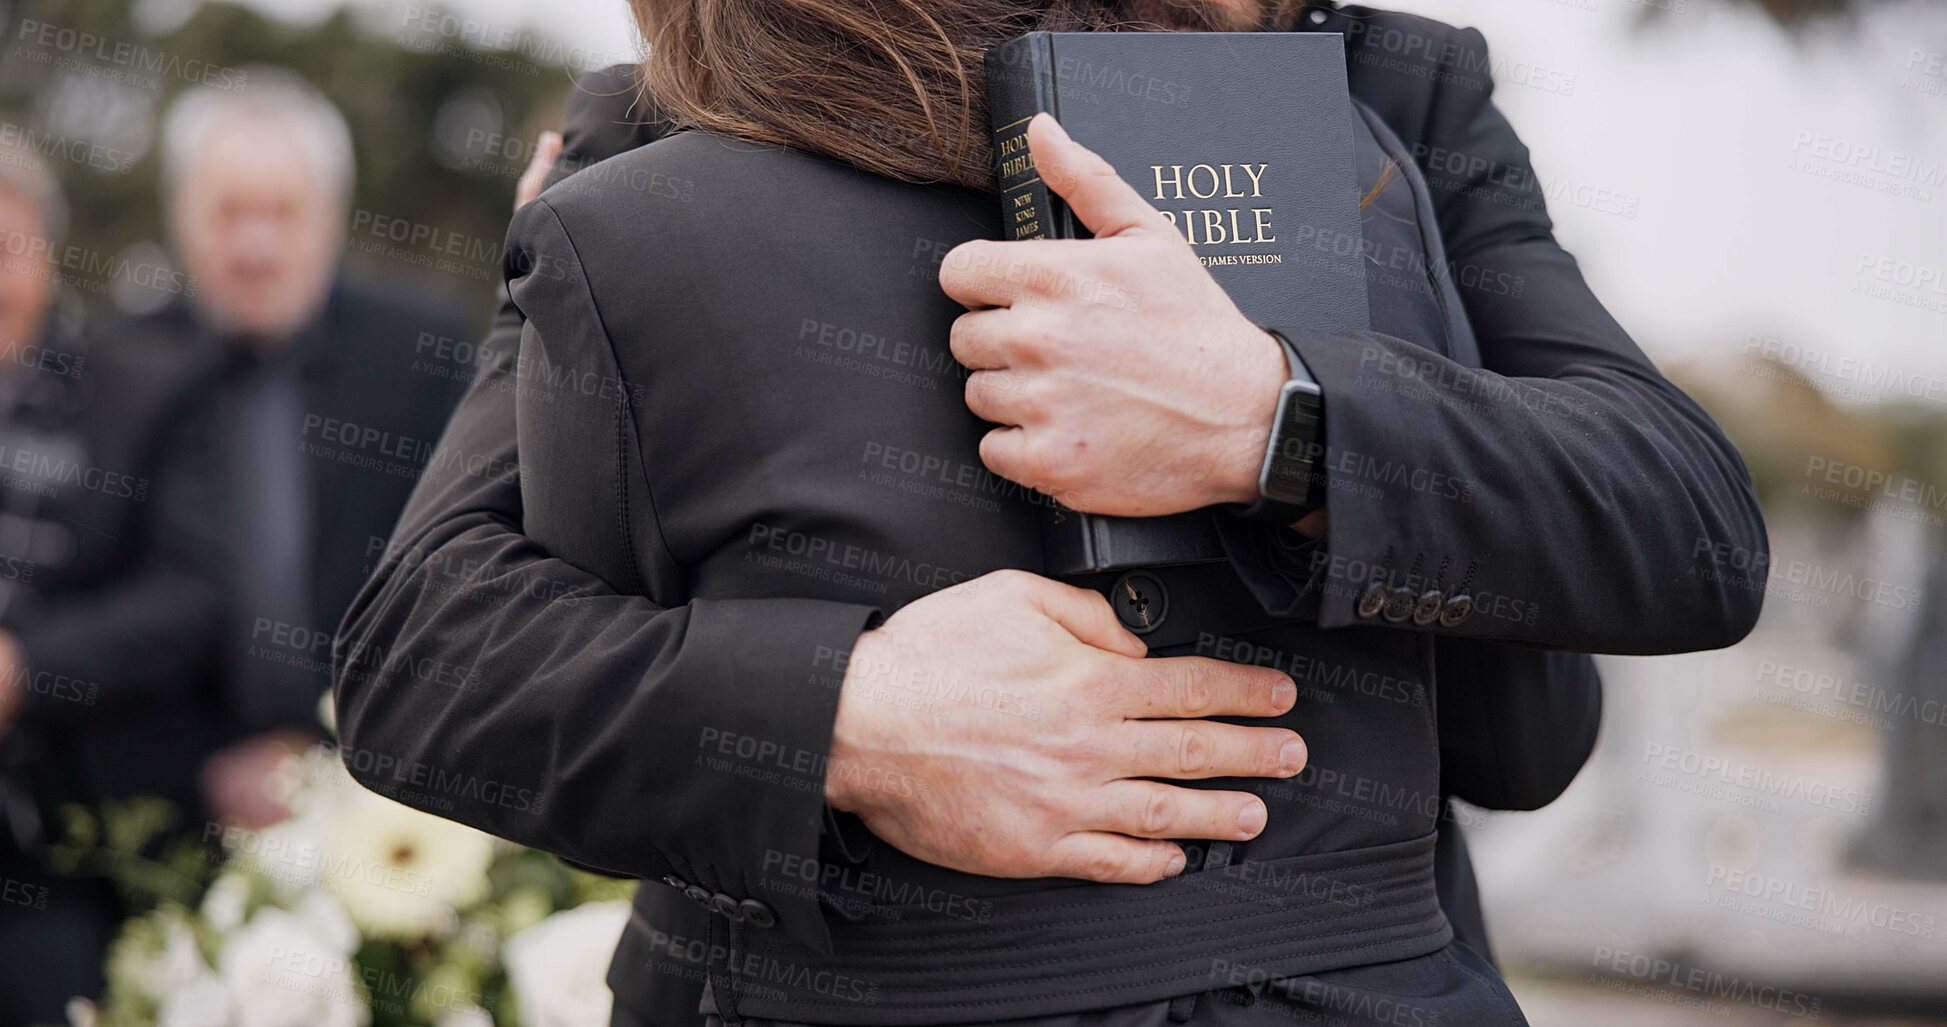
[163, 279, 472, 735]
[0, 307, 231, 837]
[293, 282, 473, 655]
[558, 60, 1612, 812]
[336, 6, 1759, 1022]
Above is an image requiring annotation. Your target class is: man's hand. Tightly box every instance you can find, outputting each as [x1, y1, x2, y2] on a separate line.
[826, 569, 1306, 884]
[201, 729, 317, 829]
[0, 631, 23, 733]
[939, 114, 1289, 518]
[514, 131, 563, 211]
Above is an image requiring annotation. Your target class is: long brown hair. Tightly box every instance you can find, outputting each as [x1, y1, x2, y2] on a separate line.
[630, 0, 1303, 191]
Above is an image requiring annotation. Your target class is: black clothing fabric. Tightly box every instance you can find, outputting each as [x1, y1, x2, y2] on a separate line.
[1433, 806, 1493, 968]
[1438, 644, 1602, 813]
[0, 309, 229, 1026]
[157, 280, 470, 734]
[0, 311, 228, 765]
[0, 841, 121, 1027]
[1253, 7, 1766, 652]
[344, 57, 1591, 1023]
[336, 5, 1761, 1024]
[610, 941, 1525, 1027]
[0, 308, 230, 831]
[0, 273, 462, 1023]
[546, 63, 671, 178]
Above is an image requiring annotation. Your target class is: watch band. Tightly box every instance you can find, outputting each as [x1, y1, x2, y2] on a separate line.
[1270, 329, 1313, 385]
[1229, 329, 1324, 525]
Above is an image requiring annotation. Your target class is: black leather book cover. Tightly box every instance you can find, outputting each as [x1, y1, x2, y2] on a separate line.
[985, 30, 1369, 576]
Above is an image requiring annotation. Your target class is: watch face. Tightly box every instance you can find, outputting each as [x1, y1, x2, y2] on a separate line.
[1263, 456, 1316, 502]
[1262, 385, 1322, 504]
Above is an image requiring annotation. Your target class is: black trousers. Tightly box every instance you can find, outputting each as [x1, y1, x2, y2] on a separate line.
[612, 941, 1526, 1027]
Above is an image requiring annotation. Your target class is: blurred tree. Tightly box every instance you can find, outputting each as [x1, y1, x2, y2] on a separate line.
[0, 0, 585, 318]
[1736, 0, 1900, 21]
[0, 0, 1916, 314]
[1635, 0, 1923, 26]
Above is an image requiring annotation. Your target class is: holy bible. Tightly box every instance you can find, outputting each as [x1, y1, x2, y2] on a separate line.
[985, 29, 1370, 577]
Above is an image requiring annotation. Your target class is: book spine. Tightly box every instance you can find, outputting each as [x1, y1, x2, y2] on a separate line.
[986, 34, 1067, 243]
[986, 34, 1101, 575]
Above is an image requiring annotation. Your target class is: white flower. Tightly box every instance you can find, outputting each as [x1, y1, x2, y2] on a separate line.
[124, 916, 215, 1005]
[218, 897, 368, 1027]
[201, 872, 251, 932]
[156, 973, 230, 1027]
[504, 901, 631, 1027]
[290, 890, 361, 954]
[294, 747, 361, 818]
[316, 689, 338, 736]
[434, 1005, 495, 1027]
[240, 812, 328, 904]
[322, 786, 494, 940]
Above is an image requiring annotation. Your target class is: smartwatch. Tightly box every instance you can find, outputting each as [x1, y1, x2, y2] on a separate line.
[1231, 328, 1324, 524]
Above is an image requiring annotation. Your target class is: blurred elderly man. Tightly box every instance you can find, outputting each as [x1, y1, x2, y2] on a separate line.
[115, 69, 467, 825]
[0, 140, 230, 1026]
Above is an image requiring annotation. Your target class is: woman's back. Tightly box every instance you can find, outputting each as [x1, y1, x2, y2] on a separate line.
[335, 9, 1753, 1025]
[512, 131, 1045, 609]
[505, 126, 1451, 1024]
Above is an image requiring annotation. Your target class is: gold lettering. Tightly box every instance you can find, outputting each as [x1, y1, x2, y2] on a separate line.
[1148, 161, 1275, 246]
[1151, 164, 1184, 201]
[1198, 209, 1226, 244]
[1252, 208, 1275, 242]
[1221, 163, 1241, 198]
[1186, 164, 1220, 199]
[1240, 163, 1268, 196]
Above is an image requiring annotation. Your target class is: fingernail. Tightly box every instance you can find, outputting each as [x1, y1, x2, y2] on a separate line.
[1272, 679, 1296, 711]
[1165, 849, 1186, 876]
[1238, 802, 1266, 836]
[1280, 739, 1308, 775]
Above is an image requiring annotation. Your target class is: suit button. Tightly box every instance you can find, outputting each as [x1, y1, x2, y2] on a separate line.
[712, 893, 746, 920]
[1412, 590, 1445, 627]
[1382, 587, 1416, 623]
[739, 899, 777, 928]
[662, 875, 685, 889]
[1356, 582, 1387, 619]
[683, 885, 712, 908]
[1111, 571, 1169, 635]
[1440, 594, 1475, 628]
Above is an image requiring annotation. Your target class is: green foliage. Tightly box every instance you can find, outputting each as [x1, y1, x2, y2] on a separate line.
[0, 0, 578, 313]
[46, 798, 211, 911]
[88, 765, 639, 1026]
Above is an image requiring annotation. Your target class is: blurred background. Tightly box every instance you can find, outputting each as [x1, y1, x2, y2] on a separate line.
[0, 0, 1940, 1024]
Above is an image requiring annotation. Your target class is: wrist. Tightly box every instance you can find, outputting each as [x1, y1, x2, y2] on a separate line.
[825, 627, 890, 813]
[1215, 325, 1290, 506]
[1226, 327, 1328, 523]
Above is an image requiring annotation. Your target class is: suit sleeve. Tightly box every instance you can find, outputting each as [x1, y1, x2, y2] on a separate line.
[1252, 26, 1766, 655]
[544, 62, 672, 192]
[1436, 641, 1601, 811]
[333, 196, 881, 957]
